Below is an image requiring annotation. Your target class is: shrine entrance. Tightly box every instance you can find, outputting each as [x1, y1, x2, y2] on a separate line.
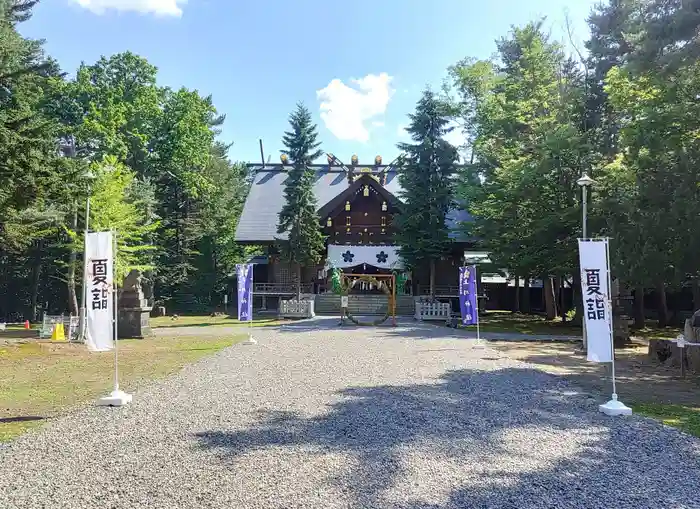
[345, 264, 391, 294]
[331, 271, 398, 326]
[326, 244, 404, 326]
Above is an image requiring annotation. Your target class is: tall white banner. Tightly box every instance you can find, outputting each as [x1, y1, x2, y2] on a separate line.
[578, 239, 613, 363]
[85, 231, 114, 352]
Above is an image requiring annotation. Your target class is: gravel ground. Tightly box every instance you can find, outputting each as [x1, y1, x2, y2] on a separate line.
[2, 322, 700, 509]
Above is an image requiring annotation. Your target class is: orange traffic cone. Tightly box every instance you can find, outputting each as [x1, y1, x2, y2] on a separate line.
[24, 320, 30, 330]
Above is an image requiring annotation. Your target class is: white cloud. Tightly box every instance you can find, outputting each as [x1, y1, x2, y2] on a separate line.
[317, 73, 394, 143]
[372, 121, 385, 128]
[70, 0, 187, 16]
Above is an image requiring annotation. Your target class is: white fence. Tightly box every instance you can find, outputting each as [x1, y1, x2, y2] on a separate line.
[414, 301, 451, 321]
[279, 299, 316, 319]
[40, 315, 80, 341]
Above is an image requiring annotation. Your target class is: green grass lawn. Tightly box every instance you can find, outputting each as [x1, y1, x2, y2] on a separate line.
[631, 325, 682, 340]
[458, 312, 583, 336]
[633, 403, 700, 437]
[456, 311, 683, 339]
[150, 315, 287, 329]
[0, 334, 245, 442]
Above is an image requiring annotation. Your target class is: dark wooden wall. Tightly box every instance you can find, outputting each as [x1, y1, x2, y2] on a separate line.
[322, 184, 396, 245]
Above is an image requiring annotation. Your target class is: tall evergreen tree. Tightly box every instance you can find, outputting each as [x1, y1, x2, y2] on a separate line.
[0, 0, 65, 250]
[276, 103, 324, 299]
[394, 89, 458, 298]
[151, 87, 221, 310]
[451, 22, 589, 319]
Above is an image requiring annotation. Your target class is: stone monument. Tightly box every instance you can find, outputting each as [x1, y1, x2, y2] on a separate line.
[118, 269, 153, 339]
[649, 308, 700, 372]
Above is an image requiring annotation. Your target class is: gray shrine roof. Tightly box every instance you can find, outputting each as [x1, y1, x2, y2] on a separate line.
[235, 164, 471, 243]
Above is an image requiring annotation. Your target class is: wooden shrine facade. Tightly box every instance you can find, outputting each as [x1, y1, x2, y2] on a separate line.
[234, 154, 473, 298]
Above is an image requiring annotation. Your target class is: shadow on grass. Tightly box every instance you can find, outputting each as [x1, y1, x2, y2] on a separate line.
[0, 416, 45, 424]
[195, 367, 700, 508]
[513, 348, 700, 407]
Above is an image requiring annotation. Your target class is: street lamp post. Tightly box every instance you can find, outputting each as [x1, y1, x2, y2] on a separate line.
[577, 173, 597, 350]
[78, 170, 95, 341]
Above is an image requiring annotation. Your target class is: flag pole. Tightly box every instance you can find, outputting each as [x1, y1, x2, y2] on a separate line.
[598, 237, 629, 416]
[98, 230, 132, 406]
[475, 265, 481, 344]
[243, 264, 256, 345]
[113, 229, 119, 391]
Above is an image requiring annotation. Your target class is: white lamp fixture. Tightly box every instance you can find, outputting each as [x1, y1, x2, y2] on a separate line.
[577, 173, 596, 188]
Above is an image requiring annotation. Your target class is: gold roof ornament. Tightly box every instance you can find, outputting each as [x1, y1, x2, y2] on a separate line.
[280, 154, 289, 165]
[375, 155, 382, 165]
[351, 154, 358, 166]
[353, 173, 380, 183]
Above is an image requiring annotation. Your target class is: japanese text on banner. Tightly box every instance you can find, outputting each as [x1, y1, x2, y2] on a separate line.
[578, 239, 613, 363]
[459, 266, 478, 326]
[85, 232, 114, 352]
[236, 264, 254, 322]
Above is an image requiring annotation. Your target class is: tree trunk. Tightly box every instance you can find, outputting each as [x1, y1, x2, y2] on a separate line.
[544, 276, 557, 320]
[30, 243, 43, 322]
[522, 276, 531, 314]
[572, 272, 583, 327]
[296, 263, 301, 300]
[557, 277, 566, 323]
[657, 281, 669, 327]
[67, 203, 79, 316]
[692, 278, 700, 312]
[634, 286, 646, 329]
[429, 259, 436, 300]
[513, 275, 520, 313]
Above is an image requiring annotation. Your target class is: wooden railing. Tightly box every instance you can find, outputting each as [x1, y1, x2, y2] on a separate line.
[415, 302, 451, 321]
[279, 299, 315, 318]
[419, 286, 459, 297]
[254, 283, 313, 295]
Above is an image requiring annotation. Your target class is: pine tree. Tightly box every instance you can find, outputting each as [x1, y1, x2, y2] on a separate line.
[0, 0, 65, 251]
[394, 89, 458, 298]
[276, 103, 325, 299]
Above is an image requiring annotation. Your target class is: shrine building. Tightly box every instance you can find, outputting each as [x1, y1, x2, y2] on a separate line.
[234, 154, 489, 315]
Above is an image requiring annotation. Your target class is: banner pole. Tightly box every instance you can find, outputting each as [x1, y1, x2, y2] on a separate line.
[248, 306, 253, 343]
[605, 238, 618, 398]
[596, 237, 629, 416]
[475, 266, 481, 343]
[97, 230, 132, 406]
[249, 264, 254, 343]
[243, 264, 257, 345]
[113, 230, 119, 392]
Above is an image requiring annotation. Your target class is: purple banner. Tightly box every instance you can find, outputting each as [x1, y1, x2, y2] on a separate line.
[459, 266, 478, 325]
[236, 264, 254, 322]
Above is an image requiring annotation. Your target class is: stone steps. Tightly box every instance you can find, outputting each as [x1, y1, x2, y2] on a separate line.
[314, 294, 414, 316]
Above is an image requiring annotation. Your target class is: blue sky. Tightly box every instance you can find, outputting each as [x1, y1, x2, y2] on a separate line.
[22, 0, 599, 164]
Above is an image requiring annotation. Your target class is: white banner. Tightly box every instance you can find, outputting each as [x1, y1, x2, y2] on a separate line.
[326, 244, 404, 269]
[578, 239, 613, 363]
[85, 231, 114, 352]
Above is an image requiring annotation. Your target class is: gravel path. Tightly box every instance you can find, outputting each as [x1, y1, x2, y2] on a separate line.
[2, 323, 699, 509]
